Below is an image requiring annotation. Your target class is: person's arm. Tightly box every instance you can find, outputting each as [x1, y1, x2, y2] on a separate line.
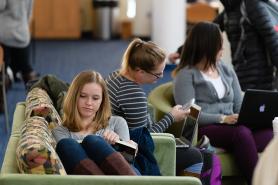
[168, 45, 183, 64]
[118, 88, 174, 133]
[110, 116, 130, 141]
[148, 112, 174, 133]
[52, 125, 71, 143]
[230, 67, 243, 113]
[173, 68, 196, 106]
[106, 74, 177, 133]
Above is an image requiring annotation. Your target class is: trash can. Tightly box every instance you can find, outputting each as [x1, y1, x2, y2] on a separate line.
[93, 0, 118, 40]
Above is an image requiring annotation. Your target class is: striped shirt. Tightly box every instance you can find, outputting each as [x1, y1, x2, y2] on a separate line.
[105, 71, 174, 133]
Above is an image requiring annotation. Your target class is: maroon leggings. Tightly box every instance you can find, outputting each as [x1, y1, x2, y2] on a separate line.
[199, 124, 273, 185]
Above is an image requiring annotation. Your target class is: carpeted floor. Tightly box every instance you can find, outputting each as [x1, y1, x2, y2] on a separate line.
[0, 39, 174, 167]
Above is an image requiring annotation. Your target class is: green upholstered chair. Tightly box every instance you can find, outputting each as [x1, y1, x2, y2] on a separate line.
[148, 82, 247, 185]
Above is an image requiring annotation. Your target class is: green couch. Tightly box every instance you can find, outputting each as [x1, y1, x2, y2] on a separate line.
[0, 102, 201, 185]
[148, 82, 247, 185]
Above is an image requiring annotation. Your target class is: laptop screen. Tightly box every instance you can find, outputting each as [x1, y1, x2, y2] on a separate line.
[181, 104, 201, 142]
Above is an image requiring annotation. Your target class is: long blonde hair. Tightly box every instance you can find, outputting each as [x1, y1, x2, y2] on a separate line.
[120, 38, 166, 73]
[63, 70, 111, 132]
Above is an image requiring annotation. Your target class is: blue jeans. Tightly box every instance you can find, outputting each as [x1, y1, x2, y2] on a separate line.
[56, 135, 115, 173]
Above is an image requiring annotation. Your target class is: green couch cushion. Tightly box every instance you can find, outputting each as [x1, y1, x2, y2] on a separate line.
[151, 133, 176, 176]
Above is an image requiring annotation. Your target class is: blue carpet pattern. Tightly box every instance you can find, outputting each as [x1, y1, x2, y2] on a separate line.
[0, 39, 175, 168]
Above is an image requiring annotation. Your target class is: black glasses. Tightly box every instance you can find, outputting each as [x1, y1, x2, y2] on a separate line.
[145, 71, 163, 79]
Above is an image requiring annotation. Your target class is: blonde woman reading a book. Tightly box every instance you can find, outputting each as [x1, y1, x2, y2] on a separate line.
[52, 70, 138, 175]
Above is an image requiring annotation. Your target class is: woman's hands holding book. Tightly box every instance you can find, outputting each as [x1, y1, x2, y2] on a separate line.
[103, 130, 120, 144]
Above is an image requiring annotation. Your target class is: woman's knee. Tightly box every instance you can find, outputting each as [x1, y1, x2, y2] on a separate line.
[56, 138, 88, 171]
[81, 135, 115, 162]
[176, 147, 203, 165]
[186, 147, 203, 163]
[56, 138, 81, 154]
[235, 125, 253, 140]
[82, 135, 107, 148]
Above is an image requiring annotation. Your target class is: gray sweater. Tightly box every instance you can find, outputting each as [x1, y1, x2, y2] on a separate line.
[52, 116, 130, 143]
[173, 62, 243, 125]
[0, 0, 33, 47]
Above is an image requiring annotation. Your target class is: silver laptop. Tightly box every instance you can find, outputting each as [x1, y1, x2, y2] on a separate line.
[176, 104, 201, 148]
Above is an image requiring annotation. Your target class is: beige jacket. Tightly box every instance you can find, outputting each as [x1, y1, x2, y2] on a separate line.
[253, 137, 278, 185]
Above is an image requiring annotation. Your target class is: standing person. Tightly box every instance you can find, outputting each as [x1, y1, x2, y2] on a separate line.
[106, 38, 204, 178]
[0, 0, 39, 86]
[172, 21, 273, 184]
[213, 0, 278, 91]
[52, 70, 137, 175]
[170, 0, 278, 90]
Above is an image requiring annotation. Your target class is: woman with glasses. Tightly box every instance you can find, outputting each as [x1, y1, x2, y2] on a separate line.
[105, 38, 204, 178]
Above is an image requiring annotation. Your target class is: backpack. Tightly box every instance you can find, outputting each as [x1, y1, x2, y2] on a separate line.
[200, 149, 222, 185]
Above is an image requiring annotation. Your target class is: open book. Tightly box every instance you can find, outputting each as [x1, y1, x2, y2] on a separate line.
[113, 140, 138, 163]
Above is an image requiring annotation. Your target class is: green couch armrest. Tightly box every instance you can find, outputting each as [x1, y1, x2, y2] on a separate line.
[0, 174, 201, 185]
[10, 102, 26, 136]
[1, 136, 20, 174]
[151, 133, 176, 176]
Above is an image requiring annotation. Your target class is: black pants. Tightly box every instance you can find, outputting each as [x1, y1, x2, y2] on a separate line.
[3, 44, 33, 76]
[176, 146, 203, 175]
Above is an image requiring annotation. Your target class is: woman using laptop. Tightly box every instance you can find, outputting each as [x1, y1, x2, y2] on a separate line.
[172, 21, 273, 185]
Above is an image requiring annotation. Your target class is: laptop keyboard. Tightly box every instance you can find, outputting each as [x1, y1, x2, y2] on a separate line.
[175, 138, 190, 148]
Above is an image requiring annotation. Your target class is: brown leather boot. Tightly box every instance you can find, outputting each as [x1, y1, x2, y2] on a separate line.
[72, 158, 104, 175]
[100, 152, 137, 175]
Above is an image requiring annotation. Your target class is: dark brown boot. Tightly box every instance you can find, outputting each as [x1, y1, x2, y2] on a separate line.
[100, 152, 137, 175]
[72, 158, 104, 175]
